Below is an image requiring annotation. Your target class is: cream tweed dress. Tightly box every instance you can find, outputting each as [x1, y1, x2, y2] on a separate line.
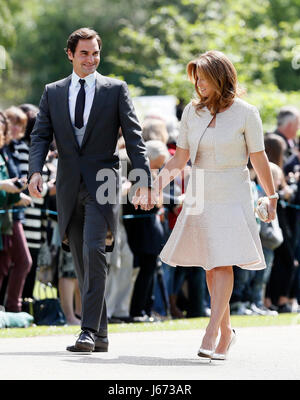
[160, 97, 266, 271]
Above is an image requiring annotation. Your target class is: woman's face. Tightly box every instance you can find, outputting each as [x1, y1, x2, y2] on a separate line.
[196, 70, 214, 98]
[9, 122, 25, 141]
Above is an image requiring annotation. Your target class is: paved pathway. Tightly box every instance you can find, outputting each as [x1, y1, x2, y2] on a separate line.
[0, 325, 300, 380]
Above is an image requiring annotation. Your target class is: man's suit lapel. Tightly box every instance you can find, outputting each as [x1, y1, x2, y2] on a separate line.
[81, 72, 110, 149]
[56, 75, 80, 151]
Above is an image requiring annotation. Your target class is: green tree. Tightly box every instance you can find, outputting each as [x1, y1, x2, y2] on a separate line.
[267, 0, 300, 91]
[109, 0, 284, 99]
[2, 0, 158, 105]
[0, 0, 24, 80]
[1, 0, 300, 127]
[107, 0, 300, 126]
[0, 0, 23, 48]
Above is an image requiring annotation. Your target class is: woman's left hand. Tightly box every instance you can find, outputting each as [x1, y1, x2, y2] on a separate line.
[265, 199, 277, 223]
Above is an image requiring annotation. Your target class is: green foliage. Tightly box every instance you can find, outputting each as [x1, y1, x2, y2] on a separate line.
[1, 0, 300, 125]
[0, 0, 25, 85]
[110, 0, 295, 99]
[0, 313, 299, 338]
[1, 0, 158, 105]
[244, 85, 300, 131]
[0, 0, 23, 48]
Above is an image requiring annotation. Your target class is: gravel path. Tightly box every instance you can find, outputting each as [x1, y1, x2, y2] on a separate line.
[0, 325, 299, 380]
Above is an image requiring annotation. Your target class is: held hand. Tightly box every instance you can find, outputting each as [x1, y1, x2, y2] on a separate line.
[28, 173, 43, 199]
[132, 187, 158, 211]
[153, 189, 164, 208]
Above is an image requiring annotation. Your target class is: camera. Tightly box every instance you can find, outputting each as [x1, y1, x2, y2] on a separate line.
[14, 179, 25, 189]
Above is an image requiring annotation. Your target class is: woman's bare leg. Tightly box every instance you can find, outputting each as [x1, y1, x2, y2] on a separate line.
[58, 277, 81, 325]
[206, 270, 233, 353]
[201, 266, 234, 351]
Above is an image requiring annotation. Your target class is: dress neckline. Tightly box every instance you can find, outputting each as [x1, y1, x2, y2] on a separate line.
[204, 97, 238, 116]
[217, 98, 237, 114]
[206, 98, 238, 129]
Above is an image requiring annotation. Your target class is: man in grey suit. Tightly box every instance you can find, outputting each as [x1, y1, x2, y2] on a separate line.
[28, 27, 154, 352]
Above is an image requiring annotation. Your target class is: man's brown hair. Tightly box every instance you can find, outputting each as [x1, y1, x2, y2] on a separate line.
[65, 27, 102, 57]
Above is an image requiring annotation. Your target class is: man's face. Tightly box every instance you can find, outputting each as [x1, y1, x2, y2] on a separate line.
[68, 38, 100, 77]
[287, 115, 300, 140]
[281, 114, 300, 140]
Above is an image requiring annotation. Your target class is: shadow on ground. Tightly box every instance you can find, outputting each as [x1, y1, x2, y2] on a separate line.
[0, 352, 221, 367]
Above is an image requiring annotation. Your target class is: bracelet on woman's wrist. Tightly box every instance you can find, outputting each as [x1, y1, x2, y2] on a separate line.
[268, 193, 279, 200]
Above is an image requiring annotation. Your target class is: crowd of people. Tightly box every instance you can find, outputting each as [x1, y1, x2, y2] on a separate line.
[0, 99, 299, 326]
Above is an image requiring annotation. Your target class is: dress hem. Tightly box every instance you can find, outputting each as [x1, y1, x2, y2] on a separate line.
[159, 255, 266, 271]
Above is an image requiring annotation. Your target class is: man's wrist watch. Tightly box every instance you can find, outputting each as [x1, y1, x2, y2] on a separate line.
[268, 193, 279, 200]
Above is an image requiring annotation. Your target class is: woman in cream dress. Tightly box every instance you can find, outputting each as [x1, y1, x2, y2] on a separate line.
[151, 51, 278, 360]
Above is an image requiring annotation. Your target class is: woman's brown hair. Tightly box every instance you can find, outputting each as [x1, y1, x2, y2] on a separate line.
[187, 50, 243, 115]
[4, 106, 28, 130]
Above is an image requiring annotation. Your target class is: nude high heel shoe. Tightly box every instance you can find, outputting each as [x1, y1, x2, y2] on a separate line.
[211, 329, 236, 360]
[198, 336, 216, 359]
[197, 347, 214, 359]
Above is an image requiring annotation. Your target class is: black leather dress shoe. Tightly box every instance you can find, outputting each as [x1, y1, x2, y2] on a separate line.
[94, 336, 109, 352]
[66, 334, 109, 353]
[66, 330, 95, 352]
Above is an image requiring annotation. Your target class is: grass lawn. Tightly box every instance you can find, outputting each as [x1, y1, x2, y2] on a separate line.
[1, 313, 299, 339]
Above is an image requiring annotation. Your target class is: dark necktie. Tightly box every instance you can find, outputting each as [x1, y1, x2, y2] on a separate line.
[75, 79, 86, 129]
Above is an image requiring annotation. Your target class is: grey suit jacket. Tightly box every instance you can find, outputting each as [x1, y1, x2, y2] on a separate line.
[28, 72, 152, 251]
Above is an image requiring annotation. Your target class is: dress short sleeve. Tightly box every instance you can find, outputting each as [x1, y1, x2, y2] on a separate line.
[176, 103, 191, 150]
[244, 105, 265, 153]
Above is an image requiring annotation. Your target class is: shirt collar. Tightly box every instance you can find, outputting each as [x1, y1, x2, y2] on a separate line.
[71, 70, 96, 89]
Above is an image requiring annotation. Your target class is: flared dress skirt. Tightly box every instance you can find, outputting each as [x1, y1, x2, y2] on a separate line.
[160, 127, 266, 271]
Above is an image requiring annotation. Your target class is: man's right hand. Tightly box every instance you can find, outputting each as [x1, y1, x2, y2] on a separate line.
[28, 173, 43, 198]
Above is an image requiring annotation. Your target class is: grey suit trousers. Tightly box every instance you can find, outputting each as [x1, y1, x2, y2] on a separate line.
[66, 180, 108, 335]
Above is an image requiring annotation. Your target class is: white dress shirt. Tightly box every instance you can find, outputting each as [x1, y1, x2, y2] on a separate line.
[68, 70, 96, 128]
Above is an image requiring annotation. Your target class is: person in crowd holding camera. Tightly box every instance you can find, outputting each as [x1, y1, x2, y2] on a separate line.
[0, 110, 32, 312]
[17, 104, 56, 300]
